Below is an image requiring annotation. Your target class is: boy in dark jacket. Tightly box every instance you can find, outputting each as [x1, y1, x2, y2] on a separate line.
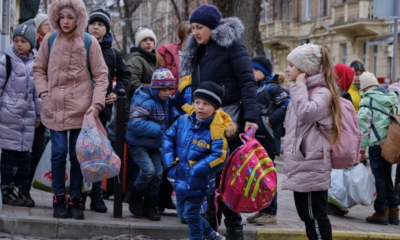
[246, 56, 290, 225]
[86, 9, 131, 213]
[126, 68, 175, 221]
[163, 82, 235, 240]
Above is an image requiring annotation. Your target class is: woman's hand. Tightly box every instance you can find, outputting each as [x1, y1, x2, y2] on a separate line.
[244, 121, 258, 133]
[105, 92, 117, 105]
[296, 73, 307, 84]
[86, 106, 100, 117]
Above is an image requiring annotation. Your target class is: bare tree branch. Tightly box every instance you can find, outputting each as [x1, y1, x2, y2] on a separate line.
[170, 0, 181, 23]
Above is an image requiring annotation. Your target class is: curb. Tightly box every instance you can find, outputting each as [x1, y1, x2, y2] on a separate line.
[257, 228, 400, 240]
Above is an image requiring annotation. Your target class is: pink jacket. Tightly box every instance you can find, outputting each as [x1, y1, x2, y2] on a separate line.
[282, 73, 332, 192]
[33, 0, 108, 131]
[157, 43, 179, 94]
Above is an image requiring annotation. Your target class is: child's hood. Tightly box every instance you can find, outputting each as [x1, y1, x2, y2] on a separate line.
[182, 104, 234, 140]
[366, 88, 398, 108]
[132, 86, 152, 105]
[178, 75, 192, 92]
[49, 0, 88, 36]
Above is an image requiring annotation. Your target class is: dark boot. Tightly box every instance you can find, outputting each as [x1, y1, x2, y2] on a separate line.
[89, 192, 107, 213]
[68, 196, 84, 220]
[142, 195, 161, 221]
[389, 208, 399, 225]
[53, 193, 68, 218]
[327, 202, 348, 216]
[18, 187, 35, 207]
[366, 210, 388, 225]
[2, 186, 24, 206]
[225, 224, 244, 240]
[128, 186, 144, 218]
[123, 179, 135, 203]
[80, 192, 87, 211]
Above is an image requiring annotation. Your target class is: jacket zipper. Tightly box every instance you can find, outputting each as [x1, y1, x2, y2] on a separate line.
[21, 64, 30, 151]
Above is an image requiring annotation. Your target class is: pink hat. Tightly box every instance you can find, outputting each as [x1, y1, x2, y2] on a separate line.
[60, 6, 78, 20]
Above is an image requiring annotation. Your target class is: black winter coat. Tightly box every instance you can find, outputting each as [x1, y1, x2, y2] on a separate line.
[98, 33, 130, 122]
[181, 17, 258, 125]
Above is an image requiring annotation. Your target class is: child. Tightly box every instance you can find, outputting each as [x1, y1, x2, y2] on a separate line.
[162, 81, 235, 240]
[348, 59, 366, 114]
[170, 75, 192, 122]
[282, 43, 342, 240]
[34, 13, 50, 49]
[33, 0, 109, 220]
[358, 72, 400, 225]
[0, 19, 39, 207]
[125, 67, 175, 221]
[86, 8, 131, 213]
[246, 56, 290, 225]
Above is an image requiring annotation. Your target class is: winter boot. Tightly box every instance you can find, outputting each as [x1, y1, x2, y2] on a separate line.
[18, 187, 35, 207]
[128, 186, 144, 218]
[2, 186, 24, 206]
[142, 195, 161, 221]
[53, 193, 68, 218]
[389, 208, 399, 225]
[224, 224, 244, 240]
[123, 179, 135, 203]
[68, 196, 84, 220]
[246, 212, 262, 223]
[89, 192, 107, 213]
[80, 192, 87, 211]
[366, 210, 389, 225]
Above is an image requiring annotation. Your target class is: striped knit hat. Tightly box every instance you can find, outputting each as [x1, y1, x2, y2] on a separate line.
[287, 43, 322, 76]
[151, 68, 176, 89]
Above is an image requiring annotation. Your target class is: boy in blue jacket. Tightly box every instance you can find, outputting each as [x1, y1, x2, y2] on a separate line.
[126, 67, 175, 221]
[162, 82, 236, 240]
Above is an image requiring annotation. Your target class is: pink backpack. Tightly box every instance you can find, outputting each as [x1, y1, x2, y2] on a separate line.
[216, 128, 277, 213]
[311, 87, 362, 169]
[388, 82, 400, 105]
[76, 113, 121, 182]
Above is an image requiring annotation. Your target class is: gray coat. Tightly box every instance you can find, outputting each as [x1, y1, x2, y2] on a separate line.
[0, 45, 40, 151]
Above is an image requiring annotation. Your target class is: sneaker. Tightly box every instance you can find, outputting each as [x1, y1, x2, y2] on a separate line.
[253, 213, 277, 225]
[389, 208, 399, 225]
[214, 232, 225, 240]
[2, 186, 24, 206]
[366, 210, 388, 225]
[246, 212, 262, 223]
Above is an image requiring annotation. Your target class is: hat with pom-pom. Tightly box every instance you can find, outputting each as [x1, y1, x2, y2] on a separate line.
[287, 43, 322, 76]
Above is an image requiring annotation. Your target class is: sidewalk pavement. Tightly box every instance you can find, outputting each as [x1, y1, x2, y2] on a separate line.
[0, 171, 400, 240]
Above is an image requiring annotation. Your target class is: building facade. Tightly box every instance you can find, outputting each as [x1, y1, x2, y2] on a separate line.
[260, 0, 397, 83]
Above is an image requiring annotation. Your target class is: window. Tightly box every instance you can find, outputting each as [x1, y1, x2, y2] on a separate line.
[338, 0, 347, 4]
[319, 0, 330, 17]
[388, 24, 393, 34]
[387, 57, 392, 78]
[341, 43, 347, 64]
[373, 45, 378, 75]
[281, 0, 292, 20]
[303, 0, 311, 21]
[362, 42, 367, 65]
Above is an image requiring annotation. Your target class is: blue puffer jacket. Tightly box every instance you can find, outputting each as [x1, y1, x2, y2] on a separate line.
[0, 45, 39, 151]
[170, 75, 192, 123]
[126, 86, 169, 149]
[162, 104, 232, 197]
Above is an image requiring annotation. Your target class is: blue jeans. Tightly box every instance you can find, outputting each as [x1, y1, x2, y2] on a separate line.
[50, 129, 83, 197]
[177, 195, 216, 240]
[369, 145, 400, 212]
[128, 145, 163, 196]
[261, 155, 277, 215]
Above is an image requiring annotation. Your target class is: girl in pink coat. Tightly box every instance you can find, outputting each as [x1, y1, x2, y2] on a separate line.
[33, 0, 108, 220]
[282, 44, 342, 240]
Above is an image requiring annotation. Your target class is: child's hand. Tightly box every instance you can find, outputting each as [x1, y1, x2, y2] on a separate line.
[34, 121, 40, 128]
[296, 73, 307, 84]
[86, 106, 100, 117]
[105, 92, 117, 105]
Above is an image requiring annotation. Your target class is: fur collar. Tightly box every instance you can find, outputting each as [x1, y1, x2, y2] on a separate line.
[180, 17, 244, 75]
[49, 0, 88, 37]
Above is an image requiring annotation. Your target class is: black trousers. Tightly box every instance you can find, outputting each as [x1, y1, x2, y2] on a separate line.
[294, 191, 332, 240]
[1, 149, 31, 189]
[30, 123, 46, 181]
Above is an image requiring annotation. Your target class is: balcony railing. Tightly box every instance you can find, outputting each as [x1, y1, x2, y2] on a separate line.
[332, 0, 373, 25]
[260, 20, 295, 40]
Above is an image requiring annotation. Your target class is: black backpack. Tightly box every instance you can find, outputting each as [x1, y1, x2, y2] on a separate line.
[2, 55, 12, 90]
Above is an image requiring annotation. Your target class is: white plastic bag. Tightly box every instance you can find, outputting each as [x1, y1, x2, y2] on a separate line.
[344, 164, 376, 206]
[32, 140, 92, 193]
[328, 169, 357, 208]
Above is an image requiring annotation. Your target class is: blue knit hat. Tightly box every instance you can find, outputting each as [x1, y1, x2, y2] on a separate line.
[251, 56, 273, 79]
[190, 4, 221, 30]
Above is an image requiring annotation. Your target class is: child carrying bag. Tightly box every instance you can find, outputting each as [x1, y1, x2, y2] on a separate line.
[76, 113, 121, 182]
[216, 128, 277, 213]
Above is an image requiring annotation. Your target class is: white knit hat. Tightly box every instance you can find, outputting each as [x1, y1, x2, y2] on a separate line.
[135, 27, 157, 47]
[34, 14, 49, 29]
[287, 43, 322, 76]
[360, 72, 379, 90]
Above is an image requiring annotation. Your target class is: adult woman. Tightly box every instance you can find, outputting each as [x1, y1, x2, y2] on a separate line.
[180, 4, 258, 240]
[157, 23, 191, 96]
[348, 59, 366, 114]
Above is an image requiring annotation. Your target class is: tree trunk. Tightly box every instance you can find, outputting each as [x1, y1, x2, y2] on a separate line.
[255, 27, 266, 57]
[212, 0, 262, 58]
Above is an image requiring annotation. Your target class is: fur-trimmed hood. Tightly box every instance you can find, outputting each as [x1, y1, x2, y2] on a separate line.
[49, 0, 88, 37]
[180, 17, 244, 75]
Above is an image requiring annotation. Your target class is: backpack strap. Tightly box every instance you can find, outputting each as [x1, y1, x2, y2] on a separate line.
[48, 31, 58, 52]
[5, 55, 11, 86]
[368, 98, 382, 142]
[111, 48, 117, 74]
